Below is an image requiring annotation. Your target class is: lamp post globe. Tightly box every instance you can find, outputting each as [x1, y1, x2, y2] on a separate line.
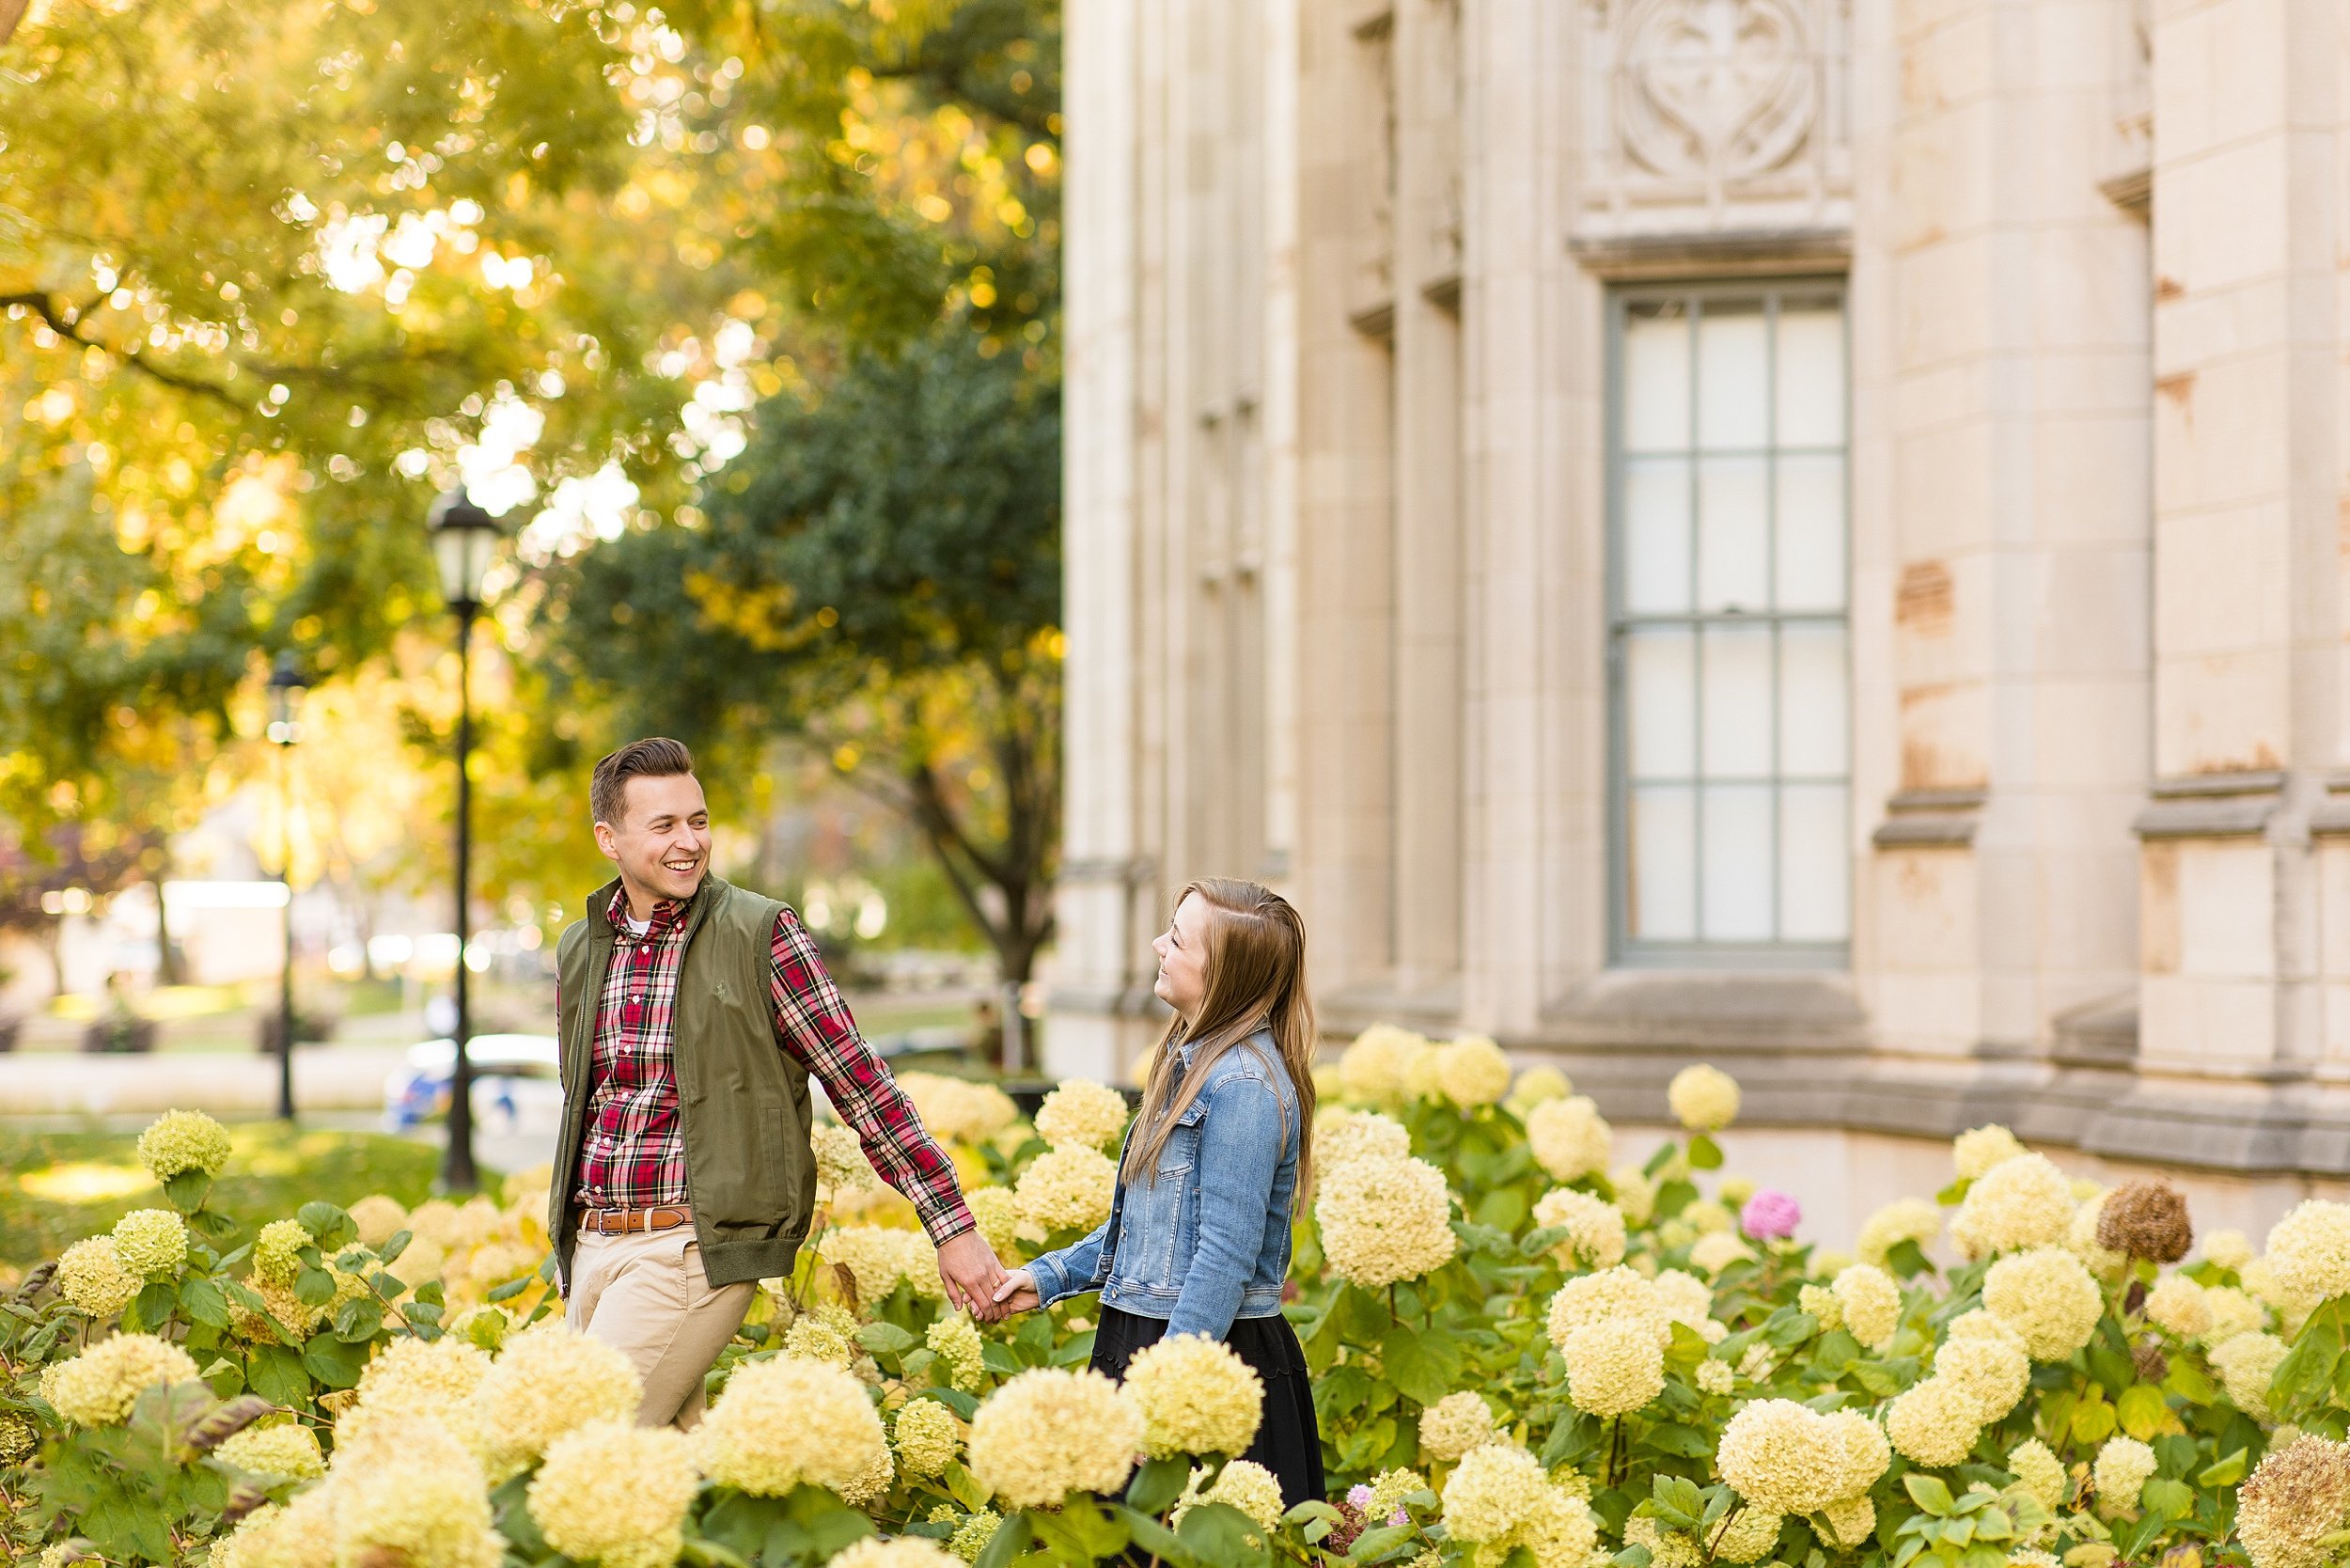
[426, 486, 499, 610]
[426, 486, 504, 1192]
[265, 652, 308, 745]
[265, 652, 307, 1121]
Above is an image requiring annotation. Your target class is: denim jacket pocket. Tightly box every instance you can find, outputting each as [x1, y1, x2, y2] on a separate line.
[1127, 1098, 1207, 1287]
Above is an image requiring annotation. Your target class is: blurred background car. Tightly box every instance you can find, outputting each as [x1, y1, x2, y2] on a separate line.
[383, 1034, 562, 1137]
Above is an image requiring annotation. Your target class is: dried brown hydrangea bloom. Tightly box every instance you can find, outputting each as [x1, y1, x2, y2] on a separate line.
[2131, 1340, 2169, 1384]
[2237, 1435, 2350, 1568]
[2096, 1177, 2193, 1263]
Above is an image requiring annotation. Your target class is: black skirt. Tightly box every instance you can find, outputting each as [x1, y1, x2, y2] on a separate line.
[1090, 1304, 1326, 1509]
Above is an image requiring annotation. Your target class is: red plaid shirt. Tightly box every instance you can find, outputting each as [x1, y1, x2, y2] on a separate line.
[570, 885, 973, 1244]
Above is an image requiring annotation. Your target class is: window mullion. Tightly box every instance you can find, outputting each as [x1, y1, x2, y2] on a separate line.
[1686, 291, 1704, 939]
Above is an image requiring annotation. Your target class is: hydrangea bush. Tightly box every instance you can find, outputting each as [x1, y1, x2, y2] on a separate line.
[13, 1054, 2350, 1568]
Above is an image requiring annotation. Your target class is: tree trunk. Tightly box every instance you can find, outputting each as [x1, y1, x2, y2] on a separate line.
[354, 889, 378, 981]
[153, 866, 183, 988]
[42, 917, 66, 998]
[895, 756, 1056, 1075]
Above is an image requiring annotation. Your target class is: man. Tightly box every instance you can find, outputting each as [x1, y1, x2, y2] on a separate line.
[550, 736, 1009, 1427]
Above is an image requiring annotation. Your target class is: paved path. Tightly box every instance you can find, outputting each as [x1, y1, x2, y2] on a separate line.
[0, 1046, 408, 1118]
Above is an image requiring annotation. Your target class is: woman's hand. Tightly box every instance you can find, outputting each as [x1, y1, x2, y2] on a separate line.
[992, 1267, 1042, 1314]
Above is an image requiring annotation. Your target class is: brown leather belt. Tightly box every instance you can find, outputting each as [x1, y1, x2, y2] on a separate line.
[578, 1205, 693, 1235]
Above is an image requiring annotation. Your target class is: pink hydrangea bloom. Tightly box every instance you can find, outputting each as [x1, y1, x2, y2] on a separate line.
[1740, 1187, 1801, 1239]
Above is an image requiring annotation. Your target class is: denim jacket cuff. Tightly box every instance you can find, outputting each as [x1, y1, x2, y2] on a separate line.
[1026, 1250, 1074, 1304]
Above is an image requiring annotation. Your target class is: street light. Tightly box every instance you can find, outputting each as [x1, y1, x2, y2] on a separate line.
[265, 652, 307, 1121]
[426, 487, 502, 1192]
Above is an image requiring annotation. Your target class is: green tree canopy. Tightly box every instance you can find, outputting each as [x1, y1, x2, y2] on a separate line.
[0, 0, 1064, 1000]
[539, 328, 1061, 989]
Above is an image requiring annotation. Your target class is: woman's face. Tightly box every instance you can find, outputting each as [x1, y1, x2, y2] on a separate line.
[1152, 893, 1214, 1021]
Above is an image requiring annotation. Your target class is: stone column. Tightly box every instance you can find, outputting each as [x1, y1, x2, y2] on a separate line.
[1045, 0, 1152, 1081]
[1291, 0, 1399, 999]
[1388, 0, 1468, 1009]
[1457, 0, 1564, 1033]
[1864, 0, 2152, 1064]
[2136, 0, 2339, 1079]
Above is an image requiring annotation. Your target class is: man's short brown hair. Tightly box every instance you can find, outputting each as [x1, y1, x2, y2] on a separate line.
[590, 737, 696, 826]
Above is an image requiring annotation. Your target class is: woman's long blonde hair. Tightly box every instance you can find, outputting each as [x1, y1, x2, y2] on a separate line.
[1120, 878, 1317, 1197]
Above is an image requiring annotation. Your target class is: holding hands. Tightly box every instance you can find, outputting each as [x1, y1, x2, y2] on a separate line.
[936, 1231, 1018, 1321]
[992, 1266, 1041, 1314]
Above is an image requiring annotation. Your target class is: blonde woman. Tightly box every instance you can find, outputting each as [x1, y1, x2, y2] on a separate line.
[995, 878, 1324, 1504]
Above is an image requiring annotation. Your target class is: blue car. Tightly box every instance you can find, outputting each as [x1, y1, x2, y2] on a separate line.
[383, 1034, 562, 1135]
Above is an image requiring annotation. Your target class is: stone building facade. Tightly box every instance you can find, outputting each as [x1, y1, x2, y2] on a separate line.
[1047, 0, 2350, 1240]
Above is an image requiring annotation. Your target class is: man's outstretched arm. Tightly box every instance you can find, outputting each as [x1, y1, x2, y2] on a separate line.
[765, 906, 1010, 1317]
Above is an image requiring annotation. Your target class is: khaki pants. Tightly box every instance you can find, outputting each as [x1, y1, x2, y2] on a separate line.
[564, 1226, 754, 1429]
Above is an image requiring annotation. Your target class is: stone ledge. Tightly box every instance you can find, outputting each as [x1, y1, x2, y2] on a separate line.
[1321, 982, 1466, 1032]
[1873, 787, 1986, 848]
[2132, 794, 2280, 839]
[1873, 814, 1978, 847]
[1567, 227, 1851, 279]
[1486, 1041, 2350, 1179]
[2151, 771, 2286, 798]
[1541, 969, 1870, 1052]
[1056, 984, 2350, 1178]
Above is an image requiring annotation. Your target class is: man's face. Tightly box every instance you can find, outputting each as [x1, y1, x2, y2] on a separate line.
[593, 772, 713, 906]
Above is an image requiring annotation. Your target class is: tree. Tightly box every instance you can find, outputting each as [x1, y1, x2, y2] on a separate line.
[667, 0, 1063, 355]
[522, 0, 1066, 1054]
[537, 330, 1061, 1052]
[0, 0, 1070, 1057]
[0, 0, 791, 908]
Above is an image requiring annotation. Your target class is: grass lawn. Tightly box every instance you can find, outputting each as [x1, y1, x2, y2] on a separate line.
[0, 1122, 449, 1271]
[849, 995, 984, 1035]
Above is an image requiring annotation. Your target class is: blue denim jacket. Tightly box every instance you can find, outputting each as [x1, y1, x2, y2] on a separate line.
[1025, 1028, 1299, 1339]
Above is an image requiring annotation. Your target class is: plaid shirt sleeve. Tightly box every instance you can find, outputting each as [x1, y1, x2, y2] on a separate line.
[766, 908, 975, 1245]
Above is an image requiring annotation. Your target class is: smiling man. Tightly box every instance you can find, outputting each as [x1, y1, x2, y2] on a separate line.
[549, 736, 1010, 1427]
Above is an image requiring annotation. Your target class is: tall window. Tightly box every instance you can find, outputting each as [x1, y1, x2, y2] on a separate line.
[1608, 284, 1850, 964]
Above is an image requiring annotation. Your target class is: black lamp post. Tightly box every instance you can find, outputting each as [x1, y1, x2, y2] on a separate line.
[427, 486, 502, 1192]
[265, 653, 307, 1121]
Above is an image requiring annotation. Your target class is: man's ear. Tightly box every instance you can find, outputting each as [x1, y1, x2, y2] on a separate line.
[592, 820, 620, 864]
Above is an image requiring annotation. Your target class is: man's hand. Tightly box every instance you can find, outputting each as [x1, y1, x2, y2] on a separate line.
[936, 1231, 1011, 1322]
[992, 1266, 1041, 1315]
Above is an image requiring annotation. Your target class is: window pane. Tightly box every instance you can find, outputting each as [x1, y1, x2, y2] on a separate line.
[1776, 304, 1845, 447]
[1778, 783, 1850, 940]
[1775, 453, 1846, 611]
[1629, 784, 1696, 940]
[1610, 288, 1847, 956]
[1700, 785, 1774, 940]
[1696, 457, 1768, 612]
[1778, 624, 1847, 776]
[1697, 304, 1767, 449]
[1700, 622, 1772, 776]
[1626, 628, 1696, 778]
[1624, 306, 1689, 453]
[1622, 457, 1692, 613]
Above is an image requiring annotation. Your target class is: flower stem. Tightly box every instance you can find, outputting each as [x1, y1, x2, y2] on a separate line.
[1700, 1503, 1745, 1566]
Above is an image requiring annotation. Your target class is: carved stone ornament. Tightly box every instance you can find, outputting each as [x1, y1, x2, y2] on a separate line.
[1617, 0, 1814, 181]
[1578, 0, 1851, 244]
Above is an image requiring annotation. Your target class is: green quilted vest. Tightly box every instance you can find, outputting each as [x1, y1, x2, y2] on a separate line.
[549, 874, 818, 1289]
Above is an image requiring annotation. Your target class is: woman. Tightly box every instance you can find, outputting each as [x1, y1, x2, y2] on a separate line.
[993, 878, 1324, 1506]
